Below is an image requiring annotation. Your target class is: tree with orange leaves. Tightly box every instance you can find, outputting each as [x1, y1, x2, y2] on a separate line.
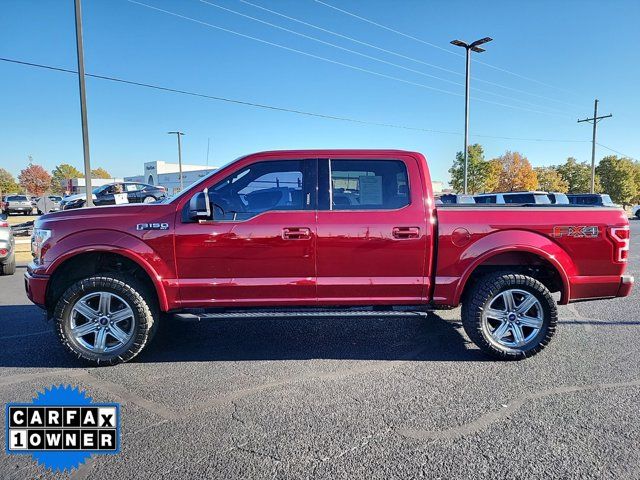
[492, 151, 538, 192]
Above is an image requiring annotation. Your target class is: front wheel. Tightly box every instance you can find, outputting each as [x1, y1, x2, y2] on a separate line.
[54, 274, 158, 365]
[462, 272, 557, 360]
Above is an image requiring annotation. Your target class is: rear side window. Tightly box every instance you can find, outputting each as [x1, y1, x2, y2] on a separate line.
[327, 159, 409, 210]
[601, 195, 614, 206]
[504, 194, 534, 204]
[474, 195, 496, 204]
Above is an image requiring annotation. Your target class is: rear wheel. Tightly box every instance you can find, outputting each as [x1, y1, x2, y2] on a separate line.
[143, 196, 155, 203]
[54, 274, 158, 365]
[462, 272, 557, 360]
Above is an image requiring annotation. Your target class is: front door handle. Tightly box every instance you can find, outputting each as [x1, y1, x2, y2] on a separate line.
[282, 227, 311, 240]
[392, 226, 420, 239]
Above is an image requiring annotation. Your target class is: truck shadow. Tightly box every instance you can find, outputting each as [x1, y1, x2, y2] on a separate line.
[0, 306, 489, 366]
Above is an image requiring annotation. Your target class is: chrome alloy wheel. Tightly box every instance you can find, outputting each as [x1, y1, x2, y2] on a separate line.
[70, 291, 135, 353]
[481, 288, 544, 349]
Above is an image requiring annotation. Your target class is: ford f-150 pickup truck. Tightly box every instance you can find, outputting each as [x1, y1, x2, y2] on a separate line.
[24, 150, 633, 365]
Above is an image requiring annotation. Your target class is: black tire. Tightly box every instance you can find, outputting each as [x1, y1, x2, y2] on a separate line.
[636, 211, 640, 220]
[1, 254, 16, 275]
[462, 272, 557, 360]
[53, 274, 158, 366]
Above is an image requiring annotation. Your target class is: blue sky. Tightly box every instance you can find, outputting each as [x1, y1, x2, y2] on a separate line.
[1, 0, 639, 185]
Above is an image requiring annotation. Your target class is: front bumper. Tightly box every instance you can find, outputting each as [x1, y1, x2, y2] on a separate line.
[24, 266, 49, 308]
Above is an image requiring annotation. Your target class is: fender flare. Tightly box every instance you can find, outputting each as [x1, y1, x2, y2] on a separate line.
[45, 233, 171, 311]
[454, 230, 574, 305]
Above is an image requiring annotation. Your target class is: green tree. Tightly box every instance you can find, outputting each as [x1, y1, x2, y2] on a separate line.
[595, 155, 637, 206]
[0, 168, 19, 195]
[534, 166, 568, 192]
[556, 157, 600, 193]
[449, 144, 494, 194]
[51, 164, 82, 194]
[91, 167, 112, 179]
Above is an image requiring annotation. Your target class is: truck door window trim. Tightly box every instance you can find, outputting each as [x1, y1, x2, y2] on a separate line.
[318, 158, 412, 212]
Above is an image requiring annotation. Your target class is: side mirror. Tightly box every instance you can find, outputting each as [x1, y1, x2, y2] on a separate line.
[188, 188, 212, 220]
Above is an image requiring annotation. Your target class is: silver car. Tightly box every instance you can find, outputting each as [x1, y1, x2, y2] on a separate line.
[4, 195, 34, 215]
[0, 215, 16, 275]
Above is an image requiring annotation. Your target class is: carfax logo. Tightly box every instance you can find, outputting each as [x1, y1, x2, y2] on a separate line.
[5, 385, 120, 472]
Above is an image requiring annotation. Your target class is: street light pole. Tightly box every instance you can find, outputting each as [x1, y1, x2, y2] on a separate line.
[450, 37, 493, 194]
[74, 0, 93, 207]
[168, 131, 185, 191]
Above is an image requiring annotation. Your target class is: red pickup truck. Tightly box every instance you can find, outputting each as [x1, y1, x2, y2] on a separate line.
[25, 150, 633, 365]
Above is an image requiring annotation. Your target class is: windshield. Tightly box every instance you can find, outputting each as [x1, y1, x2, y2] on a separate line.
[92, 185, 108, 194]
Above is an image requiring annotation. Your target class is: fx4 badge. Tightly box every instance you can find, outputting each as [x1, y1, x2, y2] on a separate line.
[552, 226, 599, 238]
[136, 223, 169, 231]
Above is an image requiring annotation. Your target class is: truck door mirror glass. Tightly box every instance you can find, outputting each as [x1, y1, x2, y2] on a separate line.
[188, 189, 212, 220]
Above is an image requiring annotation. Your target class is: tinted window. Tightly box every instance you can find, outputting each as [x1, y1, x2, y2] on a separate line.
[504, 193, 534, 203]
[210, 160, 308, 220]
[8, 196, 28, 201]
[474, 195, 496, 204]
[328, 159, 409, 210]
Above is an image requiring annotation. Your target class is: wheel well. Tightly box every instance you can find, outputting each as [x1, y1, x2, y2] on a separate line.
[45, 252, 157, 316]
[460, 251, 564, 304]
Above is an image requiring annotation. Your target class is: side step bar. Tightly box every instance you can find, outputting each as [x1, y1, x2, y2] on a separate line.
[173, 310, 429, 322]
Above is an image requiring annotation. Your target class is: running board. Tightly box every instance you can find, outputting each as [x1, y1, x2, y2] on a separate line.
[173, 309, 429, 322]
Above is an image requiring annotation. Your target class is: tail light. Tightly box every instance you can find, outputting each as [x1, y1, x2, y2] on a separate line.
[0, 220, 8, 228]
[607, 226, 630, 263]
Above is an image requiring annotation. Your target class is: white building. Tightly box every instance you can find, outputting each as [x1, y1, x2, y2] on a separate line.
[125, 161, 217, 195]
[66, 177, 124, 194]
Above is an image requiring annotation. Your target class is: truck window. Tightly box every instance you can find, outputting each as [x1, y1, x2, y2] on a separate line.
[504, 193, 536, 204]
[327, 159, 409, 210]
[210, 160, 308, 220]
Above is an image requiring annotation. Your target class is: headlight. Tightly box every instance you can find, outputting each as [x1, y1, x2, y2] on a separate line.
[31, 228, 52, 265]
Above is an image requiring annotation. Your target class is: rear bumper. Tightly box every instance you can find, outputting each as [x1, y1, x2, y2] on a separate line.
[568, 274, 634, 302]
[617, 275, 634, 298]
[24, 268, 49, 308]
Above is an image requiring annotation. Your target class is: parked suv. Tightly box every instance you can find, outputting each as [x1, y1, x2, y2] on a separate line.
[25, 150, 632, 365]
[61, 182, 166, 210]
[4, 195, 34, 215]
[567, 194, 615, 207]
[474, 192, 551, 204]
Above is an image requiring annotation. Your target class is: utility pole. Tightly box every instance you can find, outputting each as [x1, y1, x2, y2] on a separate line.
[578, 99, 612, 193]
[168, 131, 185, 191]
[450, 37, 493, 194]
[74, 0, 93, 207]
[206, 137, 210, 166]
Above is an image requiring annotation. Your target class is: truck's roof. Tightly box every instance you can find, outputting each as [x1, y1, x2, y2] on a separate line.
[247, 149, 423, 157]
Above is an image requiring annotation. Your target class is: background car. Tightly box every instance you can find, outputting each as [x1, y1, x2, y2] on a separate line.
[631, 205, 640, 219]
[547, 192, 570, 204]
[437, 193, 476, 204]
[0, 214, 16, 275]
[35, 195, 62, 214]
[567, 194, 615, 206]
[3, 195, 34, 215]
[60, 182, 167, 210]
[474, 191, 551, 204]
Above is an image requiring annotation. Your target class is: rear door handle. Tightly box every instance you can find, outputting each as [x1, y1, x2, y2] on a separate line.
[392, 226, 420, 239]
[282, 227, 311, 240]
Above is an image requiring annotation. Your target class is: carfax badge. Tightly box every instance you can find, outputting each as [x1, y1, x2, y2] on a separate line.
[5, 384, 121, 472]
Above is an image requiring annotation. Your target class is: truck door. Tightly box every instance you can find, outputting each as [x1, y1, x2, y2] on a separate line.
[174, 158, 317, 307]
[315, 156, 429, 304]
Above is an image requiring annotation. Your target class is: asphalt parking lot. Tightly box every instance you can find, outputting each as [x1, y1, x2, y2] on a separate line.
[1, 222, 639, 479]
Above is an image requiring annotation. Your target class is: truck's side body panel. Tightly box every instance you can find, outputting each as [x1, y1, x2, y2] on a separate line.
[433, 206, 629, 305]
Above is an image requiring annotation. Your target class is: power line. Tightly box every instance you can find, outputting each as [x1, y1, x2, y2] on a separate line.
[238, 0, 582, 111]
[201, 0, 572, 115]
[596, 143, 638, 161]
[312, 0, 582, 98]
[127, 0, 571, 118]
[0, 56, 589, 144]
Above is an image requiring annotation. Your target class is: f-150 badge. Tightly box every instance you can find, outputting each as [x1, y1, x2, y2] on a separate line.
[136, 223, 169, 231]
[552, 226, 599, 238]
